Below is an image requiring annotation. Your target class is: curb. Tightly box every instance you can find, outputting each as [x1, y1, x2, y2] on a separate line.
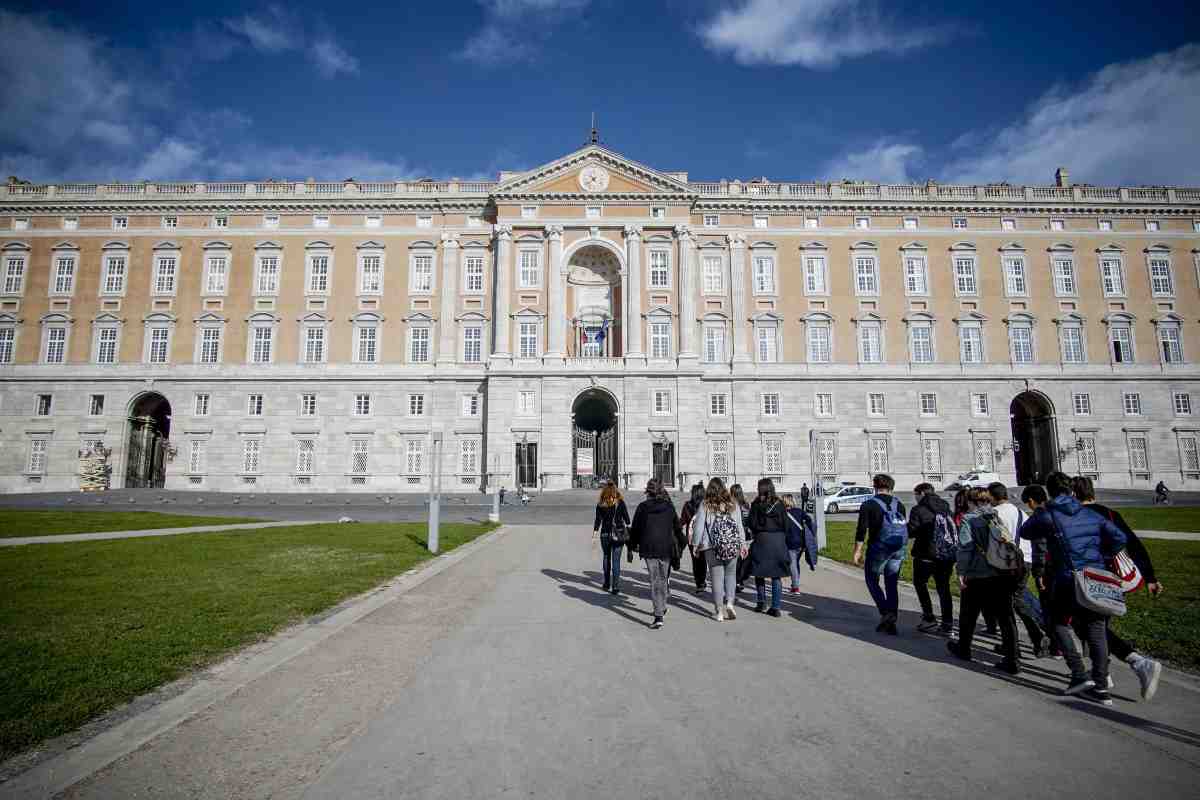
[0, 520, 328, 547]
[0, 524, 511, 800]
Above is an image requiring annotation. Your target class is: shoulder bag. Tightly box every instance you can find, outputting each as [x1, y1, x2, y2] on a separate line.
[1048, 509, 1126, 617]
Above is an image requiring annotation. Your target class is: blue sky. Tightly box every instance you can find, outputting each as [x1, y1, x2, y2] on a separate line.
[2, 1, 1198, 185]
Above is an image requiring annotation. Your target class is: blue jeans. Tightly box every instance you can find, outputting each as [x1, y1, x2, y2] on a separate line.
[755, 577, 782, 610]
[865, 542, 905, 618]
[787, 549, 802, 588]
[601, 536, 622, 589]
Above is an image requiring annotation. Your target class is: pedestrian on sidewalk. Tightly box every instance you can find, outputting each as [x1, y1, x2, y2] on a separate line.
[680, 483, 708, 596]
[1022, 484, 1062, 659]
[782, 494, 816, 593]
[853, 474, 907, 635]
[947, 488, 1021, 675]
[1071, 475, 1164, 701]
[731, 483, 752, 592]
[628, 478, 684, 629]
[750, 478, 790, 617]
[593, 481, 631, 596]
[690, 477, 749, 621]
[990, 482, 1048, 657]
[1018, 472, 1126, 704]
[907, 483, 956, 634]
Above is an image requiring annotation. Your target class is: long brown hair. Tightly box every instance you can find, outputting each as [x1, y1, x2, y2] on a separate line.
[703, 477, 732, 511]
[730, 483, 748, 510]
[599, 482, 622, 508]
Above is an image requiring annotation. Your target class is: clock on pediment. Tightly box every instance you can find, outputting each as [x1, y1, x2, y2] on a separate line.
[578, 165, 610, 193]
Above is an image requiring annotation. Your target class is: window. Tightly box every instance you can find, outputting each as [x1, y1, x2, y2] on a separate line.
[919, 392, 938, 416]
[1073, 393, 1092, 415]
[753, 215, 769, 229]
[365, 215, 382, 228]
[194, 393, 210, 416]
[411, 253, 434, 293]
[188, 440, 205, 474]
[854, 217, 870, 230]
[12, 217, 29, 230]
[204, 255, 228, 295]
[854, 255, 878, 295]
[652, 389, 672, 415]
[649, 322, 671, 359]
[1195, 220, 1200, 233]
[416, 215, 432, 229]
[461, 394, 480, 417]
[868, 393, 885, 416]
[519, 249, 540, 288]
[858, 323, 882, 363]
[409, 327, 431, 363]
[922, 438, 942, 474]
[1079, 437, 1098, 472]
[1145, 220, 1160, 232]
[522, 206, 538, 219]
[307, 254, 330, 294]
[295, 440, 315, 475]
[709, 393, 728, 416]
[959, 325, 983, 364]
[242, 440, 261, 474]
[353, 393, 372, 416]
[349, 440, 369, 474]
[1100, 256, 1125, 296]
[869, 438, 889, 474]
[405, 440, 424, 474]
[710, 439, 730, 474]
[464, 255, 485, 293]
[703, 326, 725, 363]
[152, 255, 177, 295]
[649, 250, 670, 288]
[1050, 218, 1064, 231]
[518, 322, 538, 359]
[910, 324, 934, 363]
[703, 214, 719, 227]
[1053, 257, 1076, 296]
[112, 216, 128, 230]
[460, 439, 479, 475]
[1110, 324, 1134, 363]
[263, 214, 279, 228]
[52, 255, 76, 295]
[803, 256, 827, 294]
[0, 326, 12, 363]
[1009, 325, 1033, 364]
[816, 438, 837, 475]
[1174, 392, 1192, 415]
[903, 255, 928, 295]
[35, 394, 52, 416]
[255, 254, 280, 295]
[974, 437, 995, 471]
[815, 392, 833, 416]
[27, 439, 48, 474]
[251, 325, 274, 363]
[3, 254, 26, 295]
[756, 326, 777, 362]
[1149, 256, 1174, 296]
[1180, 437, 1199, 474]
[355, 324, 378, 363]
[1060, 325, 1085, 364]
[903, 217, 918, 231]
[517, 390, 536, 416]
[300, 393, 317, 416]
[761, 393, 780, 416]
[213, 215, 229, 229]
[302, 326, 326, 363]
[702, 255, 723, 293]
[1129, 436, 1149, 471]
[313, 215, 330, 229]
[972, 393, 989, 416]
[463, 326, 482, 363]
[359, 254, 382, 294]
[408, 394, 426, 416]
[764, 439, 783, 474]
[1159, 324, 1183, 363]
[954, 256, 978, 295]
[805, 217, 819, 229]
[63, 217, 78, 230]
[43, 326, 67, 364]
[752, 255, 776, 294]
[650, 206, 666, 220]
[586, 206, 601, 219]
[952, 217, 967, 229]
[1004, 256, 1027, 296]
[246, 394, 264, 416]
[807, 322, 831, 363]
[1123, 392, 1142, 416]
[1001, 218, 1016, 231]
[198, 327, 221, 364]
[162, 215, 178, 229]
[1098, 219, 1112, 231]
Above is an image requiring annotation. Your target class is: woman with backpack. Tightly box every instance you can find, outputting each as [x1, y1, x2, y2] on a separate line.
[730, 483, 752, 592]
[749, 478, 790, 617]
[782, 494, 817, 594]
[689, 477, 748, 621]
[680, 483, 707, 595]
[593, 481, 631, 595]
[628, 478, 685, 629]
[907, 483, 956, 634]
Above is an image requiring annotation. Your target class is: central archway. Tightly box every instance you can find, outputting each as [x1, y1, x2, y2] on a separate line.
[572, 388, 618, 488]
[126, 392, 172, 489]
[1010, 391, 1059, 486]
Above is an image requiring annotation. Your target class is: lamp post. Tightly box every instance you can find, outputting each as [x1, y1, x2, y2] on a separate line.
[489, 452, 500, 523]
[428, 430, 443, 553]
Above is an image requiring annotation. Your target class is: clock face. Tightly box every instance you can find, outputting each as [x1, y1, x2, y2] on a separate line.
[579, 165, 610, 193]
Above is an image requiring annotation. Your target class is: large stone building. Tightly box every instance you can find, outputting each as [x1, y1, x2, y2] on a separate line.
[1, 143, 1198, 494]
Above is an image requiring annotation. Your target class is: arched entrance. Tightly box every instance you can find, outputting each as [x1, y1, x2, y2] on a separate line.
[566, 244, 622, 358]
[1010, 391, 1058, 486]
[572, 388, 618, 488]
[126, 392, 171, 488]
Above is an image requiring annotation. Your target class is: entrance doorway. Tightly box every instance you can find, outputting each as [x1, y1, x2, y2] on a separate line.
[126, 392, 171, 488]
[1010, 391, 1058, 486]
[572, 388, 618, 487]
[515, 441, 538, 488]
[652, 441, 675, 488]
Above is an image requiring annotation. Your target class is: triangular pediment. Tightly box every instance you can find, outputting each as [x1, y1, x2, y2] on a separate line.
[493, 145, 693, 197]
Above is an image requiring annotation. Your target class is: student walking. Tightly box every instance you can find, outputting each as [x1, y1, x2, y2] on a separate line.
[689, 477, 749, 621]
[907, 483, 956, 634]
[749, 478, 790, 617]
[730, 483, 753, 591]
[592, 481, 631, 595]
[680, 483, 707, 595]
[782, 494, 816, 593]
[1022, 484, 1061, 659]
[853, 474, 908, 634]
[628, 479, 685, 630]
[989, 482, 1048, 656]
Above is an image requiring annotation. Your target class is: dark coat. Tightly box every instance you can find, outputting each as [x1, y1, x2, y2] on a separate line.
[907, 492, 952, 561]
[1019, 495, 1126, 581]
[786, 507, 819, 569]
[629, 497, 684, 562]
[593, 500, 631, 537]
[749, 497, 790, 578]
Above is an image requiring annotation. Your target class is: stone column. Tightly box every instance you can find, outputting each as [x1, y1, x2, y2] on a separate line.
[623, 225, 644, 360]
[437, 232, 459, 366]
[545, 225, 565, 358]
[676, 224, 698, 360]
[728, 232, 750, 363]
[492, 225, 513, 360]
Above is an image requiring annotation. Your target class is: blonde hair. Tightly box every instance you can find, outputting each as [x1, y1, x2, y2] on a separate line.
[599, 482, 623, 508]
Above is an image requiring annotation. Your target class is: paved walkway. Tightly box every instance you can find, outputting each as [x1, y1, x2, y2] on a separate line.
[7, 525, 1200, 799]
[0, 520, 326, 546]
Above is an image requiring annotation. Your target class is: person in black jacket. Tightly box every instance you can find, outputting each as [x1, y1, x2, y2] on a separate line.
[592, 481, 631, 596]
[853, 474, 907, 635]
[628, 479, 684, 629]
[907, 483, 955, 634]
[680, 483, 707, 595]
[749, 478, 790, 617]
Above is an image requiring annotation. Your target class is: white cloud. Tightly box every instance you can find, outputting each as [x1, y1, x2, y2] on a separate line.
[310, 38, 360, 77]
[458, 0, 590, 65]
[822, 140, 924, 183]
[698, 0, 952, 68]
[220, 5, 357, 76]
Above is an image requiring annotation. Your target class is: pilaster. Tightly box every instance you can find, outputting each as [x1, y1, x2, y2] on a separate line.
[437, 233, 459, 366]
[676, 224, 698, 362]
[492, 225, 513, 363]
[623, 224, 644, 362]
[545, 225, 565, 359]
[728, 232, 751, 364]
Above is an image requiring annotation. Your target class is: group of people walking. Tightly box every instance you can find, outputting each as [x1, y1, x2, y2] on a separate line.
[592, 469, 1164, 707]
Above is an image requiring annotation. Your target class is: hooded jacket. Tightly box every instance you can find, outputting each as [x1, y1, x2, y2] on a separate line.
[629, 496, 684, 561]
[1017, 494, 1126, 581]
[956, 507, 1006, 580]
[907, 492, 952, 561]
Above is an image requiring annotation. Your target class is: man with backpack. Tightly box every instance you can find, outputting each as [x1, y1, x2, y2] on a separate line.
[853, 474, 908, 635]
[907, 483, 956, 634]
[990, 482, 1049, 657]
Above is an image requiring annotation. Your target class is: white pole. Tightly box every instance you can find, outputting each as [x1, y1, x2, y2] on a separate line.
[810, 429, 827, 551]
[429, 431, 443, 553]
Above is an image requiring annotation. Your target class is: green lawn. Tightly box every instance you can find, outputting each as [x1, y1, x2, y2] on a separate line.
[1117, 506, 1200, 533]
[821, 521, 1200, 672]
[0, 510, 260, 538]
[0, 520, 497, 760]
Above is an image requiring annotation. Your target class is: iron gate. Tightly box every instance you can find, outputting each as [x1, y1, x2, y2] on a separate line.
[515, 442, 538, 488]
[652, 441, 675, 487]
[125, 415, 166, 489]
[596, 427, 618, 484]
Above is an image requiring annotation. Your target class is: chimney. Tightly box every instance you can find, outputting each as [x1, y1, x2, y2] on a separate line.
[1054, 167, 1070, 188]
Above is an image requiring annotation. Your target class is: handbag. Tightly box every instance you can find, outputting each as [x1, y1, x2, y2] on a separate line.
[1048, 509, 1126, 617]
[610, 507, 629, 545]
[1111, 550, 1144, 594]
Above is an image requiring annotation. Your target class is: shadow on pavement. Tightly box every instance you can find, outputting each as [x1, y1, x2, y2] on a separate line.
[1061, 700, 1200, 748]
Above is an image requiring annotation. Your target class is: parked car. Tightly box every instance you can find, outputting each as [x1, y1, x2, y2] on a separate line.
[943, 471, 999, 491]
[823, 484, 875, 514]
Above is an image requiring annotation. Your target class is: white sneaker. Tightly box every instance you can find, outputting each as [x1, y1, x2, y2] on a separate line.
[1107, 675, 1115, 689]
[724, 604, 737, 620]
[713, 611, 724, 622]
[1131, 657, 1162, 702]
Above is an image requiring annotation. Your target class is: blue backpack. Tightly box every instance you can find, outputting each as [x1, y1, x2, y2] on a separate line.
[872, 497, 908, 551]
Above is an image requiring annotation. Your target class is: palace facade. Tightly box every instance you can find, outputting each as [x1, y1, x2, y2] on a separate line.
[1, 144, 1198, 493]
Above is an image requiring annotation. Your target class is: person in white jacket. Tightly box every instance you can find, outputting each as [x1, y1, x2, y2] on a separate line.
[689, 477, 749, 621]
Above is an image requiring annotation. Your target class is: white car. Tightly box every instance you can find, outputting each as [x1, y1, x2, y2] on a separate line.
[944, 471, 1000, 491]
[822, 485, 876, 514]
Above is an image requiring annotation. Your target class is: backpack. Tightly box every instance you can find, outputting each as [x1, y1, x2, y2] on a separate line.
[871, 497, 908, 551]
[931, 512, 958, 562]
[708, 512, 742, 561]
[981, 512, 1022, 572]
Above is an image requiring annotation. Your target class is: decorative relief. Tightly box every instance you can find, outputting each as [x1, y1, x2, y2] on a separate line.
[579, 165, 610, 193]
[623, 224, 643, 239]
[496, 224, 512, 240]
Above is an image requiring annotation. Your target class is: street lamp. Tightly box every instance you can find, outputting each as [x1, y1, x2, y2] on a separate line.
[428, 430, 443, 553]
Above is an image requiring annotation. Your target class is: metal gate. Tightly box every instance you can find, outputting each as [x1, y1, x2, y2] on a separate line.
[572, 428, 596, 488]
[125, 415, 166, 489]
[515, 442, 538, 488]
[652, 441, 675, 487]
[596, 427, 618, 484]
